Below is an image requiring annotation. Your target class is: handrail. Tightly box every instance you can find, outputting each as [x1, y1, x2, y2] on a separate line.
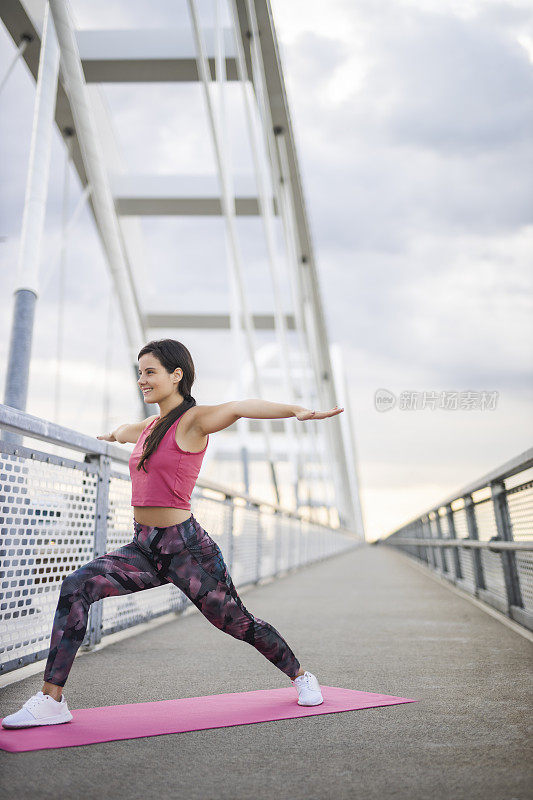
[0, 403, 356, 536]
[383, 446, 533, 534]
[377, 447, 533, 632]
[381, 538, 533, 552]
[0, 402, 360, 677]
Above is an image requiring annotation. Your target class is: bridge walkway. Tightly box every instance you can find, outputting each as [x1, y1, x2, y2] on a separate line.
[1, 544, 531, 800]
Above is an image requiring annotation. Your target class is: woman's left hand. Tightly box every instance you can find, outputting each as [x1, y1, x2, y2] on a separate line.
[295, 406, 344, 421]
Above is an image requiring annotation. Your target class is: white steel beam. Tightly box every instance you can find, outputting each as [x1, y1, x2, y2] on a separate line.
[213, 0, 253, 498]
[0, 0, 362, 531]
[144, 312, 296, 330]
[228, 0, 305, 513]
[187, 0, 282, 505]
[111, 174, 277, 216]
[238, 0, 359, 530]
[240, 0, 334, 520]
[330, 344, 366, 539]
[13, 4, 58, 299]
[116, 197, 268, 216]
[48, 0, 146, 367]
[0, 31, 31, 96]
[75, 27, 239, 83]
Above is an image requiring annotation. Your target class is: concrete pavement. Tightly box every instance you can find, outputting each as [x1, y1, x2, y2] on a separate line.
[1, 544, 531, 800]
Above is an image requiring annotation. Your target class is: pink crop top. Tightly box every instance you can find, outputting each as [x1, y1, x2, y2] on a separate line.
[128, 411, 209, 510]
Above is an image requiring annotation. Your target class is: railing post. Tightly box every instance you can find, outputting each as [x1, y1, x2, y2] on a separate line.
[225, 495, 234, 573]
[273, 510, 280, 576]
[434, 510, 449, 574]
[416, 519, 427, 563]
[422, 516, 437, 569]
[83, 452, 111, 649]
[255, 503, 262, 584]
[464, 494, 486, 594]
[285, 515, 290, 568]
[491, 481, 523, 613]
[406, 523, 415, 560]
[445, 504, 463, 582]
[291, 517, 298, 569]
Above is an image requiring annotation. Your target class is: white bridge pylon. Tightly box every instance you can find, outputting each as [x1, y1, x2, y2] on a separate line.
[2, 0, 364, 536]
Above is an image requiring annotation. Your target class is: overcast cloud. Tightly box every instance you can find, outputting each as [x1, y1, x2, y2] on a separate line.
[1, 0, 532, 540]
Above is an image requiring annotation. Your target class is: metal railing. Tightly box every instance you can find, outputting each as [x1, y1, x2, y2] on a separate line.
[0, 404, 360, 677]
[377, 448, 533, 632]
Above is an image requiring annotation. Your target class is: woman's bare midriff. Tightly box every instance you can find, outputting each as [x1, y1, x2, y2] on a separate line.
[134, 507, 191, 527]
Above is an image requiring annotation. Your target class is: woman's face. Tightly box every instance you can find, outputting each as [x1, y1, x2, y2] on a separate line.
[137, 354, 181, 403]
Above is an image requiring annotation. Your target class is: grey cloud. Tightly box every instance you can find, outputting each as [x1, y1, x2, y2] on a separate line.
[279, 9, 533, 251]
[282, 30, 352, 90]
[2, 2, 532, 442]
[375, 13, 533, 153]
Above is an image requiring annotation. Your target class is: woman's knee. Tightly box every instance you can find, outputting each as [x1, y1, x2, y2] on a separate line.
[196, 588, 245, 635]
[60, 565, 92, 597]
[217, 601, 256, 642]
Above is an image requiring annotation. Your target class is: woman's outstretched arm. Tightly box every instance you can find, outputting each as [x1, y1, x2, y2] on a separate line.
[192, 399, 343, 436]
[234, 399, 343, 421]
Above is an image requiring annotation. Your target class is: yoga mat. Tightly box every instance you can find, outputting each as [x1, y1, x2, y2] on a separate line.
[0, 686, 418, 752]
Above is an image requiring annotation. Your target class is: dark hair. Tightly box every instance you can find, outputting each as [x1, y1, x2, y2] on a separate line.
[136, 339, 196, 473]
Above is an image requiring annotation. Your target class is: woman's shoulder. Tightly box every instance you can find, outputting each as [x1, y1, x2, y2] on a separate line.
[176, 406, 209, 452]
[181, 404, 204, 425]
[179, 405, 209, 434]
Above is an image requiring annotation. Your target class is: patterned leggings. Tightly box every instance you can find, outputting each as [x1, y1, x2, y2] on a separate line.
[44, 514, 301, 687]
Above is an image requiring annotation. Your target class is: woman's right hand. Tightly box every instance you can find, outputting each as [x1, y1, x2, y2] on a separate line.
[96, 432, 117, 442]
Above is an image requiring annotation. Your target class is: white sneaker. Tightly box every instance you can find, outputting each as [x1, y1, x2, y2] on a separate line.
[293, 671, 324, 706]
[2, 690, 73, 728]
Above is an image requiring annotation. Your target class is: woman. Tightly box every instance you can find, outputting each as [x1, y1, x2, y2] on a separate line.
[2, 339, 343, 729]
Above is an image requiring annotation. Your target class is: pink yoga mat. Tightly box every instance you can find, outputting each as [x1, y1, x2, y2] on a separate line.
[0, 686, 418, 752]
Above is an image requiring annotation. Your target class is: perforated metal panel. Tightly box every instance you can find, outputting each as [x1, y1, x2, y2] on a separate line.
[257, 511, 276, 579]
[382, 455, 533, 632]
[450, 508, 477, 593]
[508, 482, 533, 614]
[231, 506, 261, 585]
[515, 552, 533, 613]
[192, 497, 232, 556]
[507, 482, 533, 543]
[277, 516, 292, 572]
[474, 497, 506, 602]
[0, 441, 98, 674]
[1, 432, 358, 678]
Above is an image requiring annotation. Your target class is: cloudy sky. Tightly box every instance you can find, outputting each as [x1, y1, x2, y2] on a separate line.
[1, 0, 532, 541]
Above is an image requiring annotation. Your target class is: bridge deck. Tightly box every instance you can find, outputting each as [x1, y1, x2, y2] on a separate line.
[1, 545, 531, 799]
